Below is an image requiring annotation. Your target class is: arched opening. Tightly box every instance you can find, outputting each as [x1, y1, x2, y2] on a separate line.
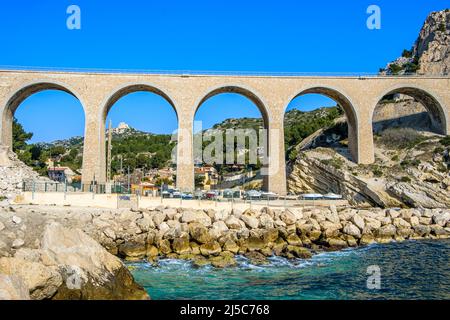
[193, 86, 269, 193]
[284, 88, 358, 196]
[2, 83, 85, 187]
[372, 87, 446, 135]
[101, 85, 178, 194]
[285, 87, 358, 160]
[370, 87, 448, 188]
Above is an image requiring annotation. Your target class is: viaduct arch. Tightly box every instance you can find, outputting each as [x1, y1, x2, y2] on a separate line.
[0, 70, 448, 195]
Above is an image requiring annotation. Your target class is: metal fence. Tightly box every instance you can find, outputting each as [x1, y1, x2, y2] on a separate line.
[22, 180, 80, 193]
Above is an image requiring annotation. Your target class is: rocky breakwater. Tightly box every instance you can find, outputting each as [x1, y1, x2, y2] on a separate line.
[0, 209, 149, 300]
[5, 204, 448, 269]
[108, 205, 450, 267]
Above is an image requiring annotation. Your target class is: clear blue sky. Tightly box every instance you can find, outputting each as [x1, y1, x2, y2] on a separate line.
[2, 0, 448, 142]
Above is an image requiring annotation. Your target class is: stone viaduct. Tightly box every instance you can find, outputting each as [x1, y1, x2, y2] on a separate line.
[0, 70, 449, 195]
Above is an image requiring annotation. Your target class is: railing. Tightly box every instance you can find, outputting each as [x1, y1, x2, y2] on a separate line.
[1, 65, 448, 78]
[22, 180, 130, 194]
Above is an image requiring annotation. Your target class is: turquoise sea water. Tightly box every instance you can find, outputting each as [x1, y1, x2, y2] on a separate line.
[129, 239, 450, 300]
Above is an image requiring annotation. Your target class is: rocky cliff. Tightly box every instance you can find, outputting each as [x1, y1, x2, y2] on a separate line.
[288, 135, 450, 208]
[381, 9, 449, 75]
[415, 9, 450, 75]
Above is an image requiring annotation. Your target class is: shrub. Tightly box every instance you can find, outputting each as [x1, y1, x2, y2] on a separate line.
[321, 157, 344, 170]
[379, 128, 425, 149]
[439, 23, 446, 33]
[388, 63, 403, 75]
[434, 147, 444, 154]
[440, 136, 450, 146]
[402, 49, 413, 58]
[401, 159, 421, 168]
[372, 165, 383, 177]
[437, 163, 448, 173]
[391, 154, 399, 161]
[400, 176, 411, 183]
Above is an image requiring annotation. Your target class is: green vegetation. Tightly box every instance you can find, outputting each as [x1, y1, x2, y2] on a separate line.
[12, 118, 33, 152]
[320, 157, 344, 170]
[371, 165, 383, 178]
[434, 147, 444, 154]
[378, 128, 426, 149]
[12, 119, 175, 176]
[284, 106, 343, 160]
[387, 63, 403, 75]
[402, 49, 413, 58]
[110, 134, 174, 174]
[400, 158, 421, 168]
[195, 175, 205, 188]
[439, 23, 446, 33]
[391, 154, 399, 161]
[440, 136, 450, 147]
[400, 176, 411, 183]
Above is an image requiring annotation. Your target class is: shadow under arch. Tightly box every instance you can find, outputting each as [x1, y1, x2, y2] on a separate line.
[2, 81, 86, 147]
[284, 86, 359, 162]
[194, 85, 271, 191]
[373, 86, 447, 135]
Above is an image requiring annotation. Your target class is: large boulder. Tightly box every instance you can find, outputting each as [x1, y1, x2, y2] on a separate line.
[118, 243, 147, 261]
[181, 210, 211, 226]
[189, 223, 212, 244]
[40, 222, 149, 300]
[433, 211, 450, 227]
[343, 223, 361, 238]
[0, 257, 62, 300]
[241, 215, 259, 229]
[225, 216, 244, 230]
[172, 236, 191, 255]
[0, 274, 30, 300]
[199, 241, 221, 256]
[351, 214, 365, 231]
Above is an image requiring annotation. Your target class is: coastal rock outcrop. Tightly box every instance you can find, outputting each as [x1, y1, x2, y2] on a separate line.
[0, 217, 150, 300]
[0, 274, 31, 300]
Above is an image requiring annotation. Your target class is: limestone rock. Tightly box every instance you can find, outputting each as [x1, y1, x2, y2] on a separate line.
[286, 246, 312, 259]
[244, 251, 269, 265]
[0, 257, 62, 300]
[118, 243, 147, 261]
[181, 210, 211, 226]
[223, 240, 239, 254]
[40, 222, 149, 300]
[343, 223, 361, 238]
[351, 214, 365, 231]
[172, 236, 191, 255]
[11, 238, 25, 249]
[241, 215, 259, 229]
[225, 216, 243, 230]
[189, 223, 212, 244]
[433, 211, 450, 227]
[199, 241, 221, 256]
[0, 274, 30, 300]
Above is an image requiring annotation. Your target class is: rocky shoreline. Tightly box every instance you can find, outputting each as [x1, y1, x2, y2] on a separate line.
[1, 204, 449, 299]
